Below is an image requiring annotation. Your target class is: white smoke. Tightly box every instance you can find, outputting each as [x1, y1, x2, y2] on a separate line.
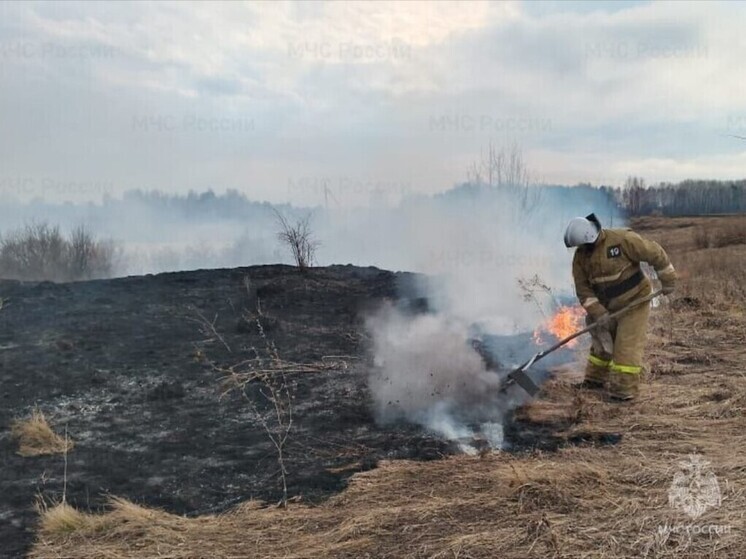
[366, 303, 521, 450]
[361, 183, 623, 450]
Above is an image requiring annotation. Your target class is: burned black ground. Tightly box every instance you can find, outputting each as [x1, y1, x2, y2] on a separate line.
[1, 265, 601, 558]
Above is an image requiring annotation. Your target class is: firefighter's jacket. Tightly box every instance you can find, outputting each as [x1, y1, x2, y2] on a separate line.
[572, 228, 677, 318]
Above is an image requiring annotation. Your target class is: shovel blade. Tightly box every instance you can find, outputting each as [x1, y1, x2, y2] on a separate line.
[506, 368, 541, 397]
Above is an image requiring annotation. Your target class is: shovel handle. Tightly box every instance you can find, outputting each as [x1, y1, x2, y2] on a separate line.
[504, 289, 664, 394]
[533, 289, 663, 359]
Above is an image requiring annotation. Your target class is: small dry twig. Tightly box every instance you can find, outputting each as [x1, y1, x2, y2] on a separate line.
[186, 307, 231, 353]
[518, 274, 557, 319]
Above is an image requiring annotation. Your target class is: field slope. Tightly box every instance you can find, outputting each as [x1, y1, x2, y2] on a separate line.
[4, 217, 746, 558]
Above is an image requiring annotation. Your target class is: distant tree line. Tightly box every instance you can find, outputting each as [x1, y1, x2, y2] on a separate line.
[114, 189, 290, 221]
[601, 177, 746, 216]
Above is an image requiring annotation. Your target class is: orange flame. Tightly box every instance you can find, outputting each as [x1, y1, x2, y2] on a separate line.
[533, 305, 585, 347]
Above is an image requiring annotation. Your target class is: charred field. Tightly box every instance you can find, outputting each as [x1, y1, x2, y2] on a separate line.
[1, 263, 573, 558]
[0, 265, 430, 556]
[2, 216, 745, 559]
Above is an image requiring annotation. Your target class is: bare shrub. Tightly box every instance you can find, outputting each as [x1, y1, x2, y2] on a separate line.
[273, 209, 319, 270]
[517, 274, 555, 320]
[0, 222, 118, 282]
[0, 223, 66, 281]
[692, 221, 746, 249]
[711, 221, 746, 248]
[217, 324, 347, 506]
[692, 226, 710, 249]
[68, 225, 117, 279]
[186, 307, 232, 353]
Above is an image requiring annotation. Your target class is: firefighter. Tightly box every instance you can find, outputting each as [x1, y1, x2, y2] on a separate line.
[564, 214, 677, 400]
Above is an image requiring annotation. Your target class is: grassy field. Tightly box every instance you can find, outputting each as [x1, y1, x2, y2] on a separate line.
[29, 216, 746, 559]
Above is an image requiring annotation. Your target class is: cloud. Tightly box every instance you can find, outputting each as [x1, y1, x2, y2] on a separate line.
[0, 0, 745, 204]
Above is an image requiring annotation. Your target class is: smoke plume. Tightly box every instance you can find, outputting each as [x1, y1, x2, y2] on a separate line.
[361, 181, 623, 450]
[366, 303, 513, 450]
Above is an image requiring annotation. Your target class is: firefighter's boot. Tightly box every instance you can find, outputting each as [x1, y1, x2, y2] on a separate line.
[583, 353, 610, 389]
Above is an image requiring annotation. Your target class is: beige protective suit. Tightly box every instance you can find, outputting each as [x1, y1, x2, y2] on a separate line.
[572, 228, 677, 399]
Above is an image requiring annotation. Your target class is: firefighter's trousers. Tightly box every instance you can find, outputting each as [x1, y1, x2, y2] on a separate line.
[584, 300, 650, 399]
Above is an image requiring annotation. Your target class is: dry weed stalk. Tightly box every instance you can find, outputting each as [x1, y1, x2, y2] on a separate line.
[517, 274, 557, 320]
[186, 307, 232, 353]
[228, 318, 294, 506]
[200, 275, 349, 506]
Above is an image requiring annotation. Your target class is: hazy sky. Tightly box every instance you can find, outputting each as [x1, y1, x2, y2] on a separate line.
[1, 0, 745, 206]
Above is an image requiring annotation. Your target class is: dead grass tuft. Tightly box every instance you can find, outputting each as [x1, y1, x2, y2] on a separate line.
[11, 408, 73, 457]
[36, 501, 100, 537]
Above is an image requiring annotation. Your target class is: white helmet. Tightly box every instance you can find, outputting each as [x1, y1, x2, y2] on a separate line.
[564, 216, 600, 247]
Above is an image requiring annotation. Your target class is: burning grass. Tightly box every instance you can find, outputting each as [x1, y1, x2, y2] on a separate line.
[532, 305, 585, 347]
[11, 408, 73, 457]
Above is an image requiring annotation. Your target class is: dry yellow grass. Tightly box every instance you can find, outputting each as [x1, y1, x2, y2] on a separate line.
[36, 501, 99, 536]
[29, 216, 746, 559]
[12, 408, 74, 457]
[28, 444, 745, 558]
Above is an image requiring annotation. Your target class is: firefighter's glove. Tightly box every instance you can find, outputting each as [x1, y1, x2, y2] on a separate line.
[586, 302, 609, 322]
[594, 312, 612, 329]
[587, 303, 611, 328]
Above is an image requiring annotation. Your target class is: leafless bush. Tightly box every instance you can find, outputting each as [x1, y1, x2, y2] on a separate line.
[195, 277, 291, 505]
[692, 222, 746, 250]
[692, 226, 710, 249]
[68, 225, 117, 279]
[273, 210, 319, 270]
[0, 223, 117, 282]
[711, 222, 746, 248]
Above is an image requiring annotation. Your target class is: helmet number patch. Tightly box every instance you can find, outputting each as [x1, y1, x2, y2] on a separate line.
[607, 245, 622, 258]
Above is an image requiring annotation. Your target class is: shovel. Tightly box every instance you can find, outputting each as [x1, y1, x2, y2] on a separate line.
[501, 290, 663, 396]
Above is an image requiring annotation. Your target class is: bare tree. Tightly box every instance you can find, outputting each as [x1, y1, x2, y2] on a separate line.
[467, 141, 540, 211]
[273, 209, 319, 270]
[623, 176, 646, 216]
